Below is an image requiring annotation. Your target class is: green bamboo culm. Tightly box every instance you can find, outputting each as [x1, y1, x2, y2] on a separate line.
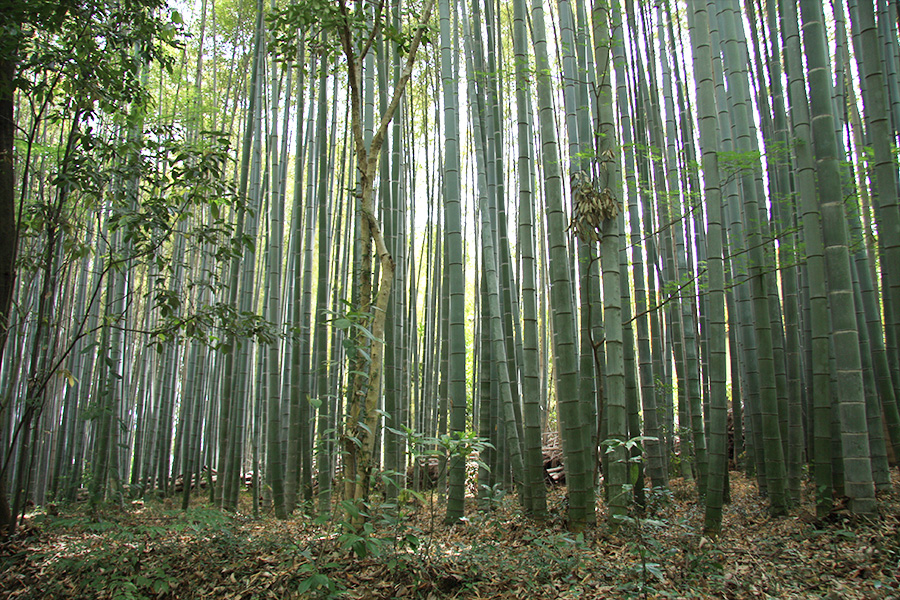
[686, 0, 728, 536]
[533, 0, 593, 530]
[799, 0, 876, 515]
[440, 0, 468, 525]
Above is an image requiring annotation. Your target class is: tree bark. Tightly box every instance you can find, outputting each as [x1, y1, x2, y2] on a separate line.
[337, 0, 435, 528]
[0, 51, 16, 538]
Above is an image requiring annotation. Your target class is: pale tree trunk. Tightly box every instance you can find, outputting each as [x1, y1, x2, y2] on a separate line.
[756, 0, 805, 505]
[336, 0, 435, 528]
[705, 0, 761, 489]
[474, 0, 524, 492]
[623, 0, 672, 472]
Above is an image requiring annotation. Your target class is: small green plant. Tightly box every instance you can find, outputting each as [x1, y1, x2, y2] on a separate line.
[679, 535, 725, 588]
[478, 482, 506, 510]
[291, 547, 346, 599]
[296, 566, 342, 599]
[337, 512, 384, 558]
[374, 473, 425, 563]
[645, 485, 673, 514]
[603, 436, 670, 599]
[386, 427, 493, 558]
[613, 513, 669, 599]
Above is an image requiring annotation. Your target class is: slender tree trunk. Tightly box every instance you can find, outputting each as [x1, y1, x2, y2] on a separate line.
[719, 0, 787, 515]
[0, 48, 17, 536]
[850, 0, 900, 396]
[687, 0, 728, 535]
[218, 2, 263, 509]
[511, 0, 546, 519]
[336, 0, 435, 528]
[781, 0, 832, 515]
[439, 0, 468, 522]
[800, 0, 876, 515]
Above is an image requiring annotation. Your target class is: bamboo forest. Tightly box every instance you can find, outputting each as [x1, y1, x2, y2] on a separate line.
[3, 0, 900, 597]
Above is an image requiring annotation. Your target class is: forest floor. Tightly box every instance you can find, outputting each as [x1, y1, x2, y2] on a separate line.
[1, 472, 899, 599]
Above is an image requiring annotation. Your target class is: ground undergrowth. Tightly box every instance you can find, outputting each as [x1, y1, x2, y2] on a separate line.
[2, 472, 899, 599]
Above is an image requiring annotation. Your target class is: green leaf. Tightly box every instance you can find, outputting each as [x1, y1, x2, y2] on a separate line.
[355, 324, 383, 344]
[352, 539, 368, 558]
[385, 425, 406, 437]
[404, 490, 425, 505]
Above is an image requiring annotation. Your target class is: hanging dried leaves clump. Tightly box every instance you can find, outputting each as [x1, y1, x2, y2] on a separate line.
[568, 169, 619, 244]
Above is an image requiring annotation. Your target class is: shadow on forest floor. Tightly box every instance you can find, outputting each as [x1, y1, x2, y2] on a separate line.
[1, 472, 899, 599]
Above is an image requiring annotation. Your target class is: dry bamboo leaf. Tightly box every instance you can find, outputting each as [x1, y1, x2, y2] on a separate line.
[567, 170, 620, 243]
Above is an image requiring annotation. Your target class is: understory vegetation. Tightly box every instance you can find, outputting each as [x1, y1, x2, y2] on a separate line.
[2, 473, 899, 599]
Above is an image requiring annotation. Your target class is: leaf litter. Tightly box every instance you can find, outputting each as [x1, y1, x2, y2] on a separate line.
[1, 472, 898, 599]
